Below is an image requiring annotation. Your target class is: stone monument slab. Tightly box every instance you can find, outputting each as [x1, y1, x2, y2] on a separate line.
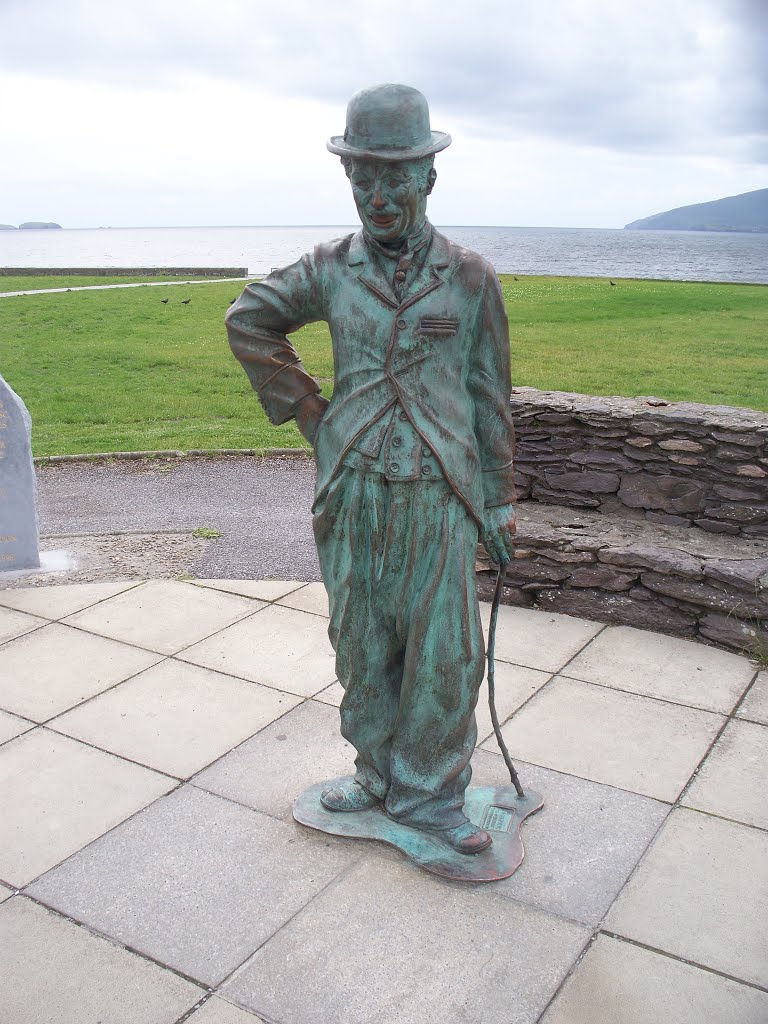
[0, 374, 40, 572]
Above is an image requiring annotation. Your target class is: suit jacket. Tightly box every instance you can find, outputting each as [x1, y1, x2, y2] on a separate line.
[226, 227, 516, 526]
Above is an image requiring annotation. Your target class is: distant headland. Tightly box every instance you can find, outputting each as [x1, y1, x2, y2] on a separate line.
[625, 187, 768, 233]
[0, 222, 62, 230]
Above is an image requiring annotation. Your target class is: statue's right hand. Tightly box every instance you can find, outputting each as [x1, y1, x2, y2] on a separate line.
[294, 393, 330, 445]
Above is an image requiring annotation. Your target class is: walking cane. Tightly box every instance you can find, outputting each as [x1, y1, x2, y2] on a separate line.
[487, 563, 525, 799]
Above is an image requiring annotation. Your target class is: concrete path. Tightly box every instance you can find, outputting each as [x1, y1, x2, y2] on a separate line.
[36, 455, 321, 581]
[0, 577, 766, 1022]
[0, 278, 250, 298]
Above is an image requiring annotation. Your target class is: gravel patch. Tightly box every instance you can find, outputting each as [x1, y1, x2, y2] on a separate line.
[1, 532, 211, 589]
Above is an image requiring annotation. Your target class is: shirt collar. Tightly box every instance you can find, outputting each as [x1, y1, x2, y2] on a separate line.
[347, 224, 452, 272]
[362, 220, 433, 262]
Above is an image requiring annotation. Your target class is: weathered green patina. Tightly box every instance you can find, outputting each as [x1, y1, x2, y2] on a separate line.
[226, 84, 520, 865]
[294, 777, 543, 883]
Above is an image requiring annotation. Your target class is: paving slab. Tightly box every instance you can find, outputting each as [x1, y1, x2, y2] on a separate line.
[565, 624, 756, 713]
[0, 896, 201, 1024]
[682, 719, 768, 829]
[52, 659, 302, 778]
[738, 670, 768, 725]
[193, 579, 305, 602]
[178, 604, 337, 697]
[540, 933, 768, 1024]
[476, 663, 553, 743]
[0, 623, 162, 721]
[0, 729, 174, 887]
[313, 680, 344, 706]
[28, 785, 355, 986]
[469, 749, 668, 925]
[0, 709, 34, 746]
[63, 580, 259, 655]
[277, 581, 329, 617]
[4, 575, 765, 1020]
[194, 699, 355, 821]
[489, 676, 724, 801]
[605, 808, 768, 988]
[0, 605, 46, 644]
[0, 580, 140, 619]
[223, 857, 590, 1024]
[479, 603, 602, 672]
[186, 996, 266, 1023]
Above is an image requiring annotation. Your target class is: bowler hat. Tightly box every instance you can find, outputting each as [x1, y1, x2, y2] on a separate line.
[327, 84, 451, 161]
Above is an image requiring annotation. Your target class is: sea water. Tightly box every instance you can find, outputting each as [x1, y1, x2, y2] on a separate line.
[1, 224, 766, 283]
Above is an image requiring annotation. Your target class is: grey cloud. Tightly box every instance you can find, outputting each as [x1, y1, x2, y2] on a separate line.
[1, 0, 766, 161]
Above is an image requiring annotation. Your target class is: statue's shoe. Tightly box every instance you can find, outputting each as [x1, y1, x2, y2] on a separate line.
[320, 780, 381, 812]
[425, 821, 493, 855]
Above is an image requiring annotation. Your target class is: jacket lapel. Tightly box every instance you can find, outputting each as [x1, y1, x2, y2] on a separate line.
[347, 231, 399, 308]
[399, 229, 452, 312]
[348, 228, 454, 311]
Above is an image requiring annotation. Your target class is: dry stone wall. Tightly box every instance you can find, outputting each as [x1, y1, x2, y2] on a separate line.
[510, 388, 768, 539]
[480, 390, 768, 655]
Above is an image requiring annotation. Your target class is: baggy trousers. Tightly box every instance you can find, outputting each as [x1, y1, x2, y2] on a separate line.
[313, 466, 485, 830]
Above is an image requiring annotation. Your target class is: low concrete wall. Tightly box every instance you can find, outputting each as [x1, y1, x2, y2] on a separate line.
[482, 390, 768, 655]
[0, 267, 248, 277]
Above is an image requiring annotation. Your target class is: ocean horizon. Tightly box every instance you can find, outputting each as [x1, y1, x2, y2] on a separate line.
[2, 224, 767, 283]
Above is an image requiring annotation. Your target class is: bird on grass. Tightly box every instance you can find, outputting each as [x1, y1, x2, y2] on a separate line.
[160, 298, 169, 304]
[181, 298, 191, 305]
[514, 276, 519, 281]
[609, 281, 617, 286]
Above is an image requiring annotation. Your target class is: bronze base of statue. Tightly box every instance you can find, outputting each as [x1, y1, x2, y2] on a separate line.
[294, 775, 544, 883]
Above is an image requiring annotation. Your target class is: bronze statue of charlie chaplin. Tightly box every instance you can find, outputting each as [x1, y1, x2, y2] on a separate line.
[227, 85, 537, 880]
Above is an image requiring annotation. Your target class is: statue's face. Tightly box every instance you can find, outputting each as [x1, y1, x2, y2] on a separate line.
[347, 158, 432, 244]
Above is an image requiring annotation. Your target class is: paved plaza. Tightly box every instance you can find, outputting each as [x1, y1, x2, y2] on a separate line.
[0, 578, 766, 1023]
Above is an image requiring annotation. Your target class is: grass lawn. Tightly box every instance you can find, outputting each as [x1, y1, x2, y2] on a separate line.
[0, 273, 247, 292]
[501, 277, 767, 405]
[0, 275, 765, 457]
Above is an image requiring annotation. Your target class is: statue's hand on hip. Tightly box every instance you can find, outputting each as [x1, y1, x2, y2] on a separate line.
[481, 503, 517, 565]
[294, 393, 330, 445]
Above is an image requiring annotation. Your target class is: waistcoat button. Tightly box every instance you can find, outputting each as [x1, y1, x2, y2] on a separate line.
[396, 318, 407, 329]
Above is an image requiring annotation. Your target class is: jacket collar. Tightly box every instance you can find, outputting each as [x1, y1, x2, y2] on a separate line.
[347, 225, 452, 308]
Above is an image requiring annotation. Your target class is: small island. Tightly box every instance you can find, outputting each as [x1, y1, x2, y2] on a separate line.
[18, 222, 62, 230]
[625, 187, 767, 233]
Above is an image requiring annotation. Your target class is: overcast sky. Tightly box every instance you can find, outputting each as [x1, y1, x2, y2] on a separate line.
[0, 0, 765, 229]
